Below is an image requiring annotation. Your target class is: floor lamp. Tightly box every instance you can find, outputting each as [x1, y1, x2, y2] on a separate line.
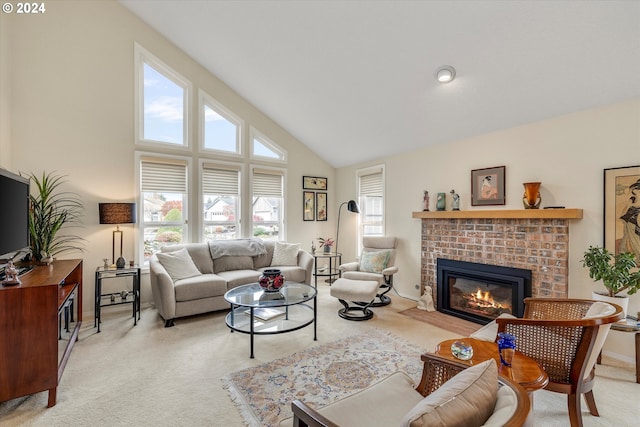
[99, 203, 137, 268]
[335, 200, 360, 256]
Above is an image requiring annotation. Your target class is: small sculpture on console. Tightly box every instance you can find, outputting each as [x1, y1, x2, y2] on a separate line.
[2, 260, 21, 286]
[423, 191, 429, 211]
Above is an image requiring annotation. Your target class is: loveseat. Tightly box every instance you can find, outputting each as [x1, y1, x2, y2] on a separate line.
[149, 239, 313, 327]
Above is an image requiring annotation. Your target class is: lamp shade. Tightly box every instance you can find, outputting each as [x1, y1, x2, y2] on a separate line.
[346, 200, 360, 213]
[99, 203, 137, 225]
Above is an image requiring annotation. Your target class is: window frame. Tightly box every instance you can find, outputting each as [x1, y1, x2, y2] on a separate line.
[200, 160, 243, 241]
[135, 43, 192, 149]
[356, 165, 385, 253]
[199, 89, 244, 158]
[250, 126, 287, 163]
[136, 152, 192, 265]
[250, 165, 287, 241]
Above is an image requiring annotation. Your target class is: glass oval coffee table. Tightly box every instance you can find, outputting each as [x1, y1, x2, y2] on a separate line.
[224, 282, 317, 358]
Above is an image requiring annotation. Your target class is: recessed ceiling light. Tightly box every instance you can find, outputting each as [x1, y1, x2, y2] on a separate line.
[435, 65, 456, 83]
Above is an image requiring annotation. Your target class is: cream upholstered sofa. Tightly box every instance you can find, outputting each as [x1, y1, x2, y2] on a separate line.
[149, 239, 313, 327]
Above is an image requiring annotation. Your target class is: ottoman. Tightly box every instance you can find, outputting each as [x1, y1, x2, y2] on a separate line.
[330, 278, 380, 321]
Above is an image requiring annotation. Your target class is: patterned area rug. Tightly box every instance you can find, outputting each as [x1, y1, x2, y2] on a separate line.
[221, 331, 425, 427]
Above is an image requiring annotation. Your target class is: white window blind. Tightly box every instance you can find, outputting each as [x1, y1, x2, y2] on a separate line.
[253, 169, 283, 197]
[359, 170, 383, 196]
[203, 164, 239, 195]
[141, 159, 187, 193]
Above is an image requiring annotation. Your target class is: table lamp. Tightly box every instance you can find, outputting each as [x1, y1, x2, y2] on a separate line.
[99, 203, 137, 268]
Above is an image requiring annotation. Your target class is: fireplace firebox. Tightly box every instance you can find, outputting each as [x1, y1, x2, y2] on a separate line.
[436, 259, 532, 325]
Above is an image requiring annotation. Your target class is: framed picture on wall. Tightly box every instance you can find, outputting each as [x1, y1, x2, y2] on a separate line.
[604, 165, 640, 260]
[316, 192, 327, 221]
[471, 166, 506, 206]
[303, 191, 315, 221]
[303, 176, 327, 190]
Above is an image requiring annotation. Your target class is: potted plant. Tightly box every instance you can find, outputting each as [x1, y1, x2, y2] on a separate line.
[28, 171, 85, 263]
[317, 237, 335, 253]
[581, 245, 640, 317]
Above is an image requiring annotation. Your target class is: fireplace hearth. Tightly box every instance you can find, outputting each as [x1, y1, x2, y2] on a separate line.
[437, 259, 532, 325]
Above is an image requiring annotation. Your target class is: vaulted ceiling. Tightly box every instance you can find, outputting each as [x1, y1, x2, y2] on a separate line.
[120, 0, 640, 168]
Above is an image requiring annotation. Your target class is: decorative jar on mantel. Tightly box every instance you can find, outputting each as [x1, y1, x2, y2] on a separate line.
[522, 182, 542, 209]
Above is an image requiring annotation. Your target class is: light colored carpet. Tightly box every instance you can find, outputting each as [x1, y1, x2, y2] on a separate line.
[222, 330, 425, 426]
[0, 285, 637, 426]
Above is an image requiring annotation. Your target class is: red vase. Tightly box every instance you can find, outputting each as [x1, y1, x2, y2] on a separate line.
[258, 269, 285, 292]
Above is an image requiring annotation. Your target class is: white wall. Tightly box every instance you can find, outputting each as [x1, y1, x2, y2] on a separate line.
[1, 0, 335, 318]
[337, 98, 640, 361]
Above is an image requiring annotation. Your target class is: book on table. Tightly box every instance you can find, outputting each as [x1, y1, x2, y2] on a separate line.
[245, 307, 285, 321]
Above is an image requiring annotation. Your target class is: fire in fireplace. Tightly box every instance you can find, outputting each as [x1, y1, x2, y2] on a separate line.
[436, 259, 532, 325]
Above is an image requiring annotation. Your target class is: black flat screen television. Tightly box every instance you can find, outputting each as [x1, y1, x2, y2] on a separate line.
[0, 169, 30, 261]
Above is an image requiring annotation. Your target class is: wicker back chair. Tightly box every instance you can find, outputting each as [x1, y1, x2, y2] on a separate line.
[496, 297, 623, 427]
[290, 353, 530, 427]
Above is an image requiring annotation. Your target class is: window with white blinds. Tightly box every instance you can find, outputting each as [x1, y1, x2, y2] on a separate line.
[140, 158, 188, 261]
[251, 168, 284, 240]
[357, 166, 384, 240]
[202, 164, 240, 241]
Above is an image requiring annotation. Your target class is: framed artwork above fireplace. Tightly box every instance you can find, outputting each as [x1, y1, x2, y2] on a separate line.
[604, 165, 640, 260]
[471, 165, 505, 206]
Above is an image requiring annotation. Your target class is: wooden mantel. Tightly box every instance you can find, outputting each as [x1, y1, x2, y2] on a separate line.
[411, 208, 583, 220]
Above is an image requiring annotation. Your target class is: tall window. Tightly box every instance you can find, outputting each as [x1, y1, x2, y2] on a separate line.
[201, 91, 242, 155]
[202, 163, 241, 241]
[251, 167, 284, 240]
[357, 166, 385, 242]
[136, 44, 190, 146]
[140, 158, 189, 262]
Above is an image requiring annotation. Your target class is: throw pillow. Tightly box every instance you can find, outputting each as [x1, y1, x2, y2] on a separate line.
[400, 359, 498, 427]
[359, 250, 391, 274]
[469, 312, 517, 342]
[271, 242, 299, 266]
[155, 247, 202, 281]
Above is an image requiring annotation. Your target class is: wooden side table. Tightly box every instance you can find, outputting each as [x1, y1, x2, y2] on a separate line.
[434, 338, 549, 395]
[598, 316, 640, 383]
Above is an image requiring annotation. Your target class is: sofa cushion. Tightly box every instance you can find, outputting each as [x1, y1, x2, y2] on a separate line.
[217, 269, 261, 289]
[401, 359, 498, 427]
[271, 242, 299, 266]
[359, 250, 390, 274]
[469, 312, 517, 342]
[174, 274, 227, 302]
[161, 244, 214, 274]
[253, 240, 275, 269]
[155, 248, 202, 281]
[313, 371, 423, 427]
[214, 256, 254, 273]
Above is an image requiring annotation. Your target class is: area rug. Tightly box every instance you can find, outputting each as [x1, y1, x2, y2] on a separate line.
[221, 330, 425, 427]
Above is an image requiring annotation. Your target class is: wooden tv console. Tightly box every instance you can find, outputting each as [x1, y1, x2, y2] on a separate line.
[0, 259, 83, 407]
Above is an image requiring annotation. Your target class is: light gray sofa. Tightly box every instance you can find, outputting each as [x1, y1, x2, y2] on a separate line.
[149, 240, 313, 327]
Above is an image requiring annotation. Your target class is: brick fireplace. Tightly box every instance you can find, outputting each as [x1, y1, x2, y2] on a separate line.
[413, 209, 583, 305]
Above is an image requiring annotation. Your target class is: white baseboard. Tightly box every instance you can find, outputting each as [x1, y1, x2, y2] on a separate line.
[601, 349, 635, 368]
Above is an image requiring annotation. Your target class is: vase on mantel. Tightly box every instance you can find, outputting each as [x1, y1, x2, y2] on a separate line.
[522, 182, 542, 209]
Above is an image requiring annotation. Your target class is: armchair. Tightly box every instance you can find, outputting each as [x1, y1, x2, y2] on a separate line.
[338, 236, 398, 306]
[495, 297, 623, 427]
[289, 353, 530, 427]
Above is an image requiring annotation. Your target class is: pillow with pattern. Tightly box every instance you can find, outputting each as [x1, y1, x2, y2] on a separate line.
[359, 250, 391, 274]
[271, 242, 299, 266]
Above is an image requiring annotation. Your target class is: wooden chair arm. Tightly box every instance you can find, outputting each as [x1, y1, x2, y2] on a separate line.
[291, 400, 338, 427]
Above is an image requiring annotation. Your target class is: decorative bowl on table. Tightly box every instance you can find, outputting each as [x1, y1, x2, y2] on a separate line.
[259, 269, 285, 292]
